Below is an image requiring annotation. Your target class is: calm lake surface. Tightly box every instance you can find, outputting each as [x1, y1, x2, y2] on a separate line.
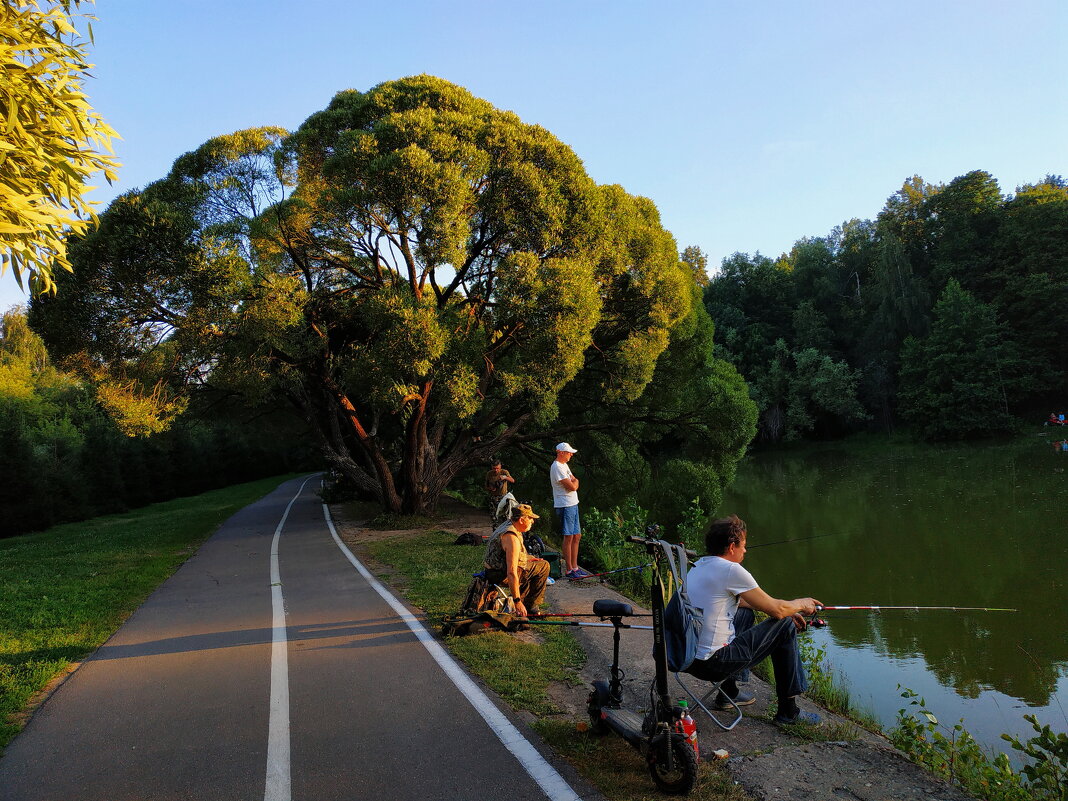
[723, 435, 1068, 758]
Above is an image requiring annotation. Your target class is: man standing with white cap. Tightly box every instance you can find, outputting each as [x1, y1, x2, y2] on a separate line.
[550, 442, 590, 578]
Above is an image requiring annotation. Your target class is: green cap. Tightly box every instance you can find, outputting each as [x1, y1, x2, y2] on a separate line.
[678, 700, 689, 708]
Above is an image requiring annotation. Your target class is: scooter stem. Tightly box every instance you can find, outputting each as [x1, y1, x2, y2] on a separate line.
[609, 616, 624, 703]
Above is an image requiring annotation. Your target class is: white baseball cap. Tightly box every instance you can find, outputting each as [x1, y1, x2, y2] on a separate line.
[555, 442, 578, 453]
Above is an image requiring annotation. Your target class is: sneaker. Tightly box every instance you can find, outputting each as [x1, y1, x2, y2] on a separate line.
[573, 567, 594, 577]
[772, 709, 822, 727]
[565, 569, 583, 579]
[713, 689, 756, 710]
[545, 577, 555, 585]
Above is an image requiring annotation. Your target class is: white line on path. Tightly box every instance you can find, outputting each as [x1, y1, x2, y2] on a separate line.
[264, 476, 316, 801]
[322, 503, 582, 801]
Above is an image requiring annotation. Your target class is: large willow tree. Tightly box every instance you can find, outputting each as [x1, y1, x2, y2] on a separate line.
[32, 76, 754, 512]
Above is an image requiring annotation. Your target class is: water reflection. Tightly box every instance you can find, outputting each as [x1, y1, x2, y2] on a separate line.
[724, 437, 1068, 750]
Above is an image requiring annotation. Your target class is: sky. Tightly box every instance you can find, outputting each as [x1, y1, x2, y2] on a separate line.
[2, 0, 1066, 311]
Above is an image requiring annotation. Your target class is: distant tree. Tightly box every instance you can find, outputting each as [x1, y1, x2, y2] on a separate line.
[898, 280, 1018, 439]
[989, 176, 1068, 408]
[32, 76, 754, 514]
[749, 339, 865, 442]
[927, 170, 1002, 295]
[877, 175, 939, 279]
[0, 0, 119, 296]
[704, 251, 794, 369]
[681, 245, 709, 286]
[791, 299, 832, 352]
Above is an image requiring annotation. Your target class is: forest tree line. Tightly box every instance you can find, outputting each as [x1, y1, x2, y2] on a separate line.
[700, 171, 1067, 442]
[3, 80, 1064, 536]
[0, 309, 313, 537]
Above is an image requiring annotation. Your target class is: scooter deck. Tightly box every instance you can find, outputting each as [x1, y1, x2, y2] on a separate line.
[600, 706, 646, 738]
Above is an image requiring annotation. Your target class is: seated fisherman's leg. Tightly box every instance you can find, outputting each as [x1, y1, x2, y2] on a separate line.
[520, 559, 550, 610]
[766, 619, 813, 722]
[732, 607, 755, 684]
[694, 615, 805, 707]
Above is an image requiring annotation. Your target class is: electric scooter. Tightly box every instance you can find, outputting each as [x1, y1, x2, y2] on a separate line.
[586, 529, 701, 795]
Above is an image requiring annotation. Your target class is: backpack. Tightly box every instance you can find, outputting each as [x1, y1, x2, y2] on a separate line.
[524, 532, 545, 557]
[660, 542, 704, 672]
[453, 532, 485, 546]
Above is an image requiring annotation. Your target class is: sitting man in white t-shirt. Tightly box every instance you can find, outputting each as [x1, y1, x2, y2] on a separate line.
[683, 514, 823, 726]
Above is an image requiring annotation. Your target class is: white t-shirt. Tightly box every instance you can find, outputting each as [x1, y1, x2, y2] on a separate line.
[687, 556, 759, 659]
[549, 460, 578, 508]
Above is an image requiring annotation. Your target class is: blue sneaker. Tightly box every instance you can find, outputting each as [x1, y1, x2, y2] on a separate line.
[773, 709, 822, 727]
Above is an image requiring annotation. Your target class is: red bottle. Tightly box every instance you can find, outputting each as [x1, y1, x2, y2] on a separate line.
[676, 700, 698, 759]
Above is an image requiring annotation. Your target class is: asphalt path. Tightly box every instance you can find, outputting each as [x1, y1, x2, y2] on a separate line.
[0, 476, 591, 801]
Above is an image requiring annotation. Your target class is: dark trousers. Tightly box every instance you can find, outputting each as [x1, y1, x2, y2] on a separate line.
[683, 607, 807, 701]
[485, 559, 549, 610]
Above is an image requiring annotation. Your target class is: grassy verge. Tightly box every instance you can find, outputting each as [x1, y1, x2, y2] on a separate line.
[0, 473, 299, 751]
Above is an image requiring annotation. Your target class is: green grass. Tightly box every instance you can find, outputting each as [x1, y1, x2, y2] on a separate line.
[0, 474, 299, 751]
[367, 532, 586, 715]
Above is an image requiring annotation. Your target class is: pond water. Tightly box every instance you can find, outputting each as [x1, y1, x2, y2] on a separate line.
[723, 434, 1068, 760]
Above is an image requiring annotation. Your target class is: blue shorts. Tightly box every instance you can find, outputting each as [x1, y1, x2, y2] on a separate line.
[555, 505, 581, 536]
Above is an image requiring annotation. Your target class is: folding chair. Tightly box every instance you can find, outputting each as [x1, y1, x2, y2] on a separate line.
[673, 671, 744, 731]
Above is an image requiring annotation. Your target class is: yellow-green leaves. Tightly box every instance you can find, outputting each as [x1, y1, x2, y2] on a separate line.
[94, 378, 187, 438]
[0, 0, 119, 296]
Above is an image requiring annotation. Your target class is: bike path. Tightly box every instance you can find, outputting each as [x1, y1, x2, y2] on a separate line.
[0, 476, 589, 801]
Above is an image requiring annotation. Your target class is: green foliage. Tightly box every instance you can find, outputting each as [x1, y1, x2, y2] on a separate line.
[579, 495, 709, 597]
[31, 76, 752, 517]
[705, 170, 1067, 442]
[581, 500, 654, 598]
[747, 339, 866, 442]
[888, 687, 1057, 801]
[0, 308, 311, 536]
[796, 636, 874, 728]
[1001, 715, 1068, 801]
[897, 279, 1018, 439]
[0, 0, 119, 295]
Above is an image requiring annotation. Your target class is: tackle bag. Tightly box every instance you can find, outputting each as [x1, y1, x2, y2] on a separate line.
[660, 542, 704, 672]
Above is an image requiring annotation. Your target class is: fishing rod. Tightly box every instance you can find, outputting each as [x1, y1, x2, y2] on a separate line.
[748, 533, 835, 549]
[521, 618, 654, 630]
[526, 611, 653, 618]
[567, 563, 652, 581]
[817, 604, 1017, 612]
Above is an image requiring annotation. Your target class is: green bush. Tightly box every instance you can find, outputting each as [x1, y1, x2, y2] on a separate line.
[889, 687, 1067, 801]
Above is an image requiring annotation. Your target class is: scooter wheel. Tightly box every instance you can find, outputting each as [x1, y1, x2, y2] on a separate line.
[585, 688, 610, 735]
[648, 732, 698, 795]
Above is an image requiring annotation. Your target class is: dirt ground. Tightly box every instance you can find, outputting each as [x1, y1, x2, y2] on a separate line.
[333, 498, 975, 801]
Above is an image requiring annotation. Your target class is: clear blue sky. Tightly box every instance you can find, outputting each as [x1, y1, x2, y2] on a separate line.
[3, 0, 1066, 311]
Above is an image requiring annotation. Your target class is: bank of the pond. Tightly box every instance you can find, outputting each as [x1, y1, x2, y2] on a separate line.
[723, 434, 1067, 767]
[333, 497, 986, 801]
